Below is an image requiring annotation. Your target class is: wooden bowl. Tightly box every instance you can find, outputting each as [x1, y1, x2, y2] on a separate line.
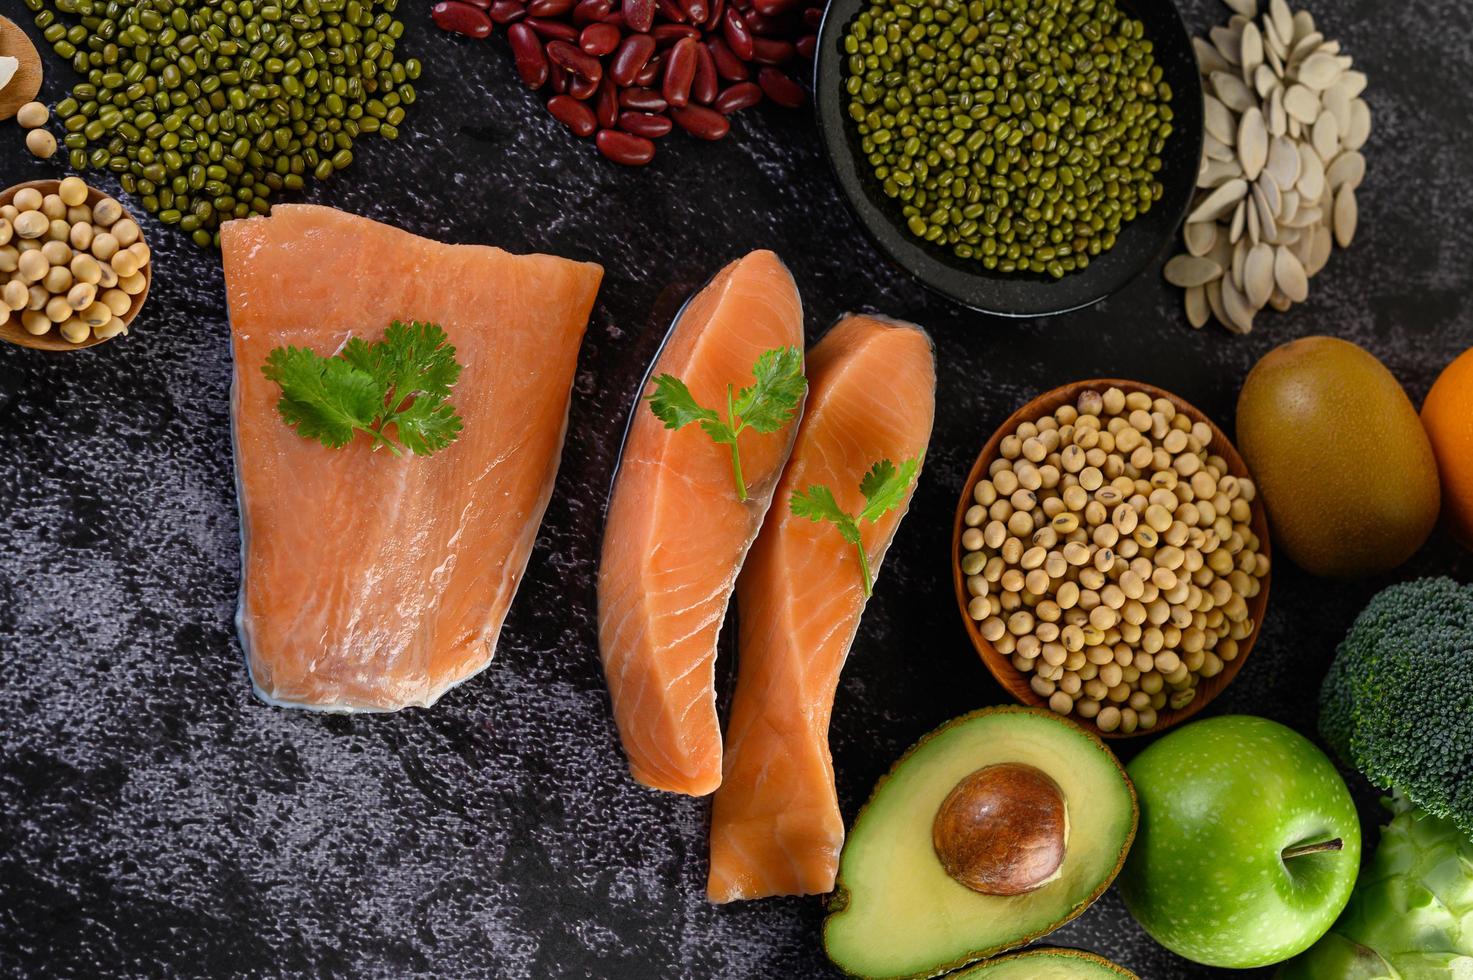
[0, 179, 151, 352]
[952, 380, 1272, 739]
[0, 16, 43, 123]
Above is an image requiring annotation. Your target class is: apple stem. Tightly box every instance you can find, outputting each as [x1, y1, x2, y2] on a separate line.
[1281, 838, 1345, 861]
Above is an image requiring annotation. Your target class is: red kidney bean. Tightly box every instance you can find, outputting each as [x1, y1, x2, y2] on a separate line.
[488, 0, 526, 21]
[623, 0, 655, 32]
[691, 41, 718, 103]
[580, 21, 622, 54]
[757, 66, 803, 107]
[705, 0, 724, 26]
[722, 7, 755, 59]
[707, 38, 749, 80]
[596, 128, 656, 164]
[609, 33, 656, 85]
[750, 37, 794, 65]
[618, 110, 673, 137]
[795, 32, 815, 60]
[671, 104, 729, 140]
[619, 87, 668, 112]
[653, 23, 700, 45]
[744, 11, 787, 37]
[569, 71, 600, 99]
[507, 22, 550, 86]
[547, 39, 604, 81]
[431, 1, 494, 37]
[679, 0, 708, 23]
[595, 75, 620, 127]
[654, 0, 685, 22]
[525, 16, 579, 39]
[634, 54, 663, 86]
[549, 62, 570, 92]
[547, 95, 598, 135]
[528, 0, 575, 15]
[464, 0, 492, 9]
[572, 0, 610, 23]
[712, 80, 761, 113]
[662, 37, 698, 108]
[752, 0, 795, 15]
[802, 4, 822, 27]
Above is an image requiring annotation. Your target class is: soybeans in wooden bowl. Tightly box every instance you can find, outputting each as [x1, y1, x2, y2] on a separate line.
[952, 380, 1271, 739]
[0, 177, 152, 352]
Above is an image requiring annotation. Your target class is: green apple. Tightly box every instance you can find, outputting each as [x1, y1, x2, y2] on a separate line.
[1119, 715, 1360, 969]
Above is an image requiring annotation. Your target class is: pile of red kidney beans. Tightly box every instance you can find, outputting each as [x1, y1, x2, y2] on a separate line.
[431, 0, 819, 164]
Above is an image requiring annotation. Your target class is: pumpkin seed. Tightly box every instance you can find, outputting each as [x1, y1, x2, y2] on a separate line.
[1312, 113, 1340, 163]
[1214, 72, 1258, 113]
[1190, 179, 1250, 224]
[1185, 221, 1218, 257]
[1297, 143, 1326, 199]
[1206, 278, 1229, 327]
[1269, 0, 1293, 45]
[1200, 157, 1245, 189]
[1212, 24, 1243, 65]
[1205, 95, 1239, 145]
[1326, 151, 1366, 191]
[1298, 52, 1341, 90]
[1238, 108, 1269, 180]
[1257, 173, 1283, 214]
[1268, 88, 1287, 136]
[1252, 183, 1278, 241]
[1240, 22, 1264, 77]
[1185, 284, 1210, 328]
[1309, 224, 1334, 275]
[1344, 100, 1372, 151]
[1194, 37, 1232, 75]
[1322, 85, 1352, 133]
[1165, 255, 1225, 288]
[1255, 63, 1280, 98]
[1244, 242, 1275, 307]
[1333, 185, 1358, 248]
[1274, 245, 1309, 301]
[1224, 0, 1258, 18]
[1221, 276, 1257, 333]
[1229, 198, 1248, 243]
[1284, 85, 1320, 123]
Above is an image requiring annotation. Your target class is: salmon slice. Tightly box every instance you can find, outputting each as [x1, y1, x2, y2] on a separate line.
[598, 251, 805, 796]
[224, 204, 602, 712]
[707, 314, 936, 902]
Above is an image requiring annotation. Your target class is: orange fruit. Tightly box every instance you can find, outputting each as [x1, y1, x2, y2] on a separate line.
[1422, 347, 1473, 549]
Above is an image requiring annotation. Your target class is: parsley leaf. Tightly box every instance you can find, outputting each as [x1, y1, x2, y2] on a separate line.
[646, 346, 806, 501]
[790, 453, 925, 598]
[263, 320, 465, 458]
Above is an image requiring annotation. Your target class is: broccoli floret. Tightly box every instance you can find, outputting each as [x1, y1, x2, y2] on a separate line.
[1319, 577, 1473, 837]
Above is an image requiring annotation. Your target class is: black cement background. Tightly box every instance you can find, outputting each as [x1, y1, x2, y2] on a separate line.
[1, 0, 1471, 976]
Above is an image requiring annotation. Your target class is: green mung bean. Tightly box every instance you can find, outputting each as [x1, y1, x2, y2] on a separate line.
[28, 0, 415, 248]
[844, 0, 1171, 278]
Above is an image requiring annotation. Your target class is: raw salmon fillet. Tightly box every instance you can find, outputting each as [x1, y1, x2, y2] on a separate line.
[224, 204, 602, 711]
[598, 251, 804, 795]
[707, 314, 935, 902]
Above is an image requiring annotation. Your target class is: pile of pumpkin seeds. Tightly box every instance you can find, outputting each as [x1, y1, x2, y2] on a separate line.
[844, 0, 1174, 279]
[21, 0, 420, 248]
[1163, 0, 1368, 333]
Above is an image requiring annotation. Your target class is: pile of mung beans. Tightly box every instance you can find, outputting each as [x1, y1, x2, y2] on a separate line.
[20, 0, 420, 247]
[959, 386, 1268, 734]
[431, 0, 816, 165]
[844, 0, 1173, 278]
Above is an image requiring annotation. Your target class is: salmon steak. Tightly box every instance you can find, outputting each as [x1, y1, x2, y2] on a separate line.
[598, 251, 805, 796]
[224, 204, 603, 712]
[707, 314, 936, 902]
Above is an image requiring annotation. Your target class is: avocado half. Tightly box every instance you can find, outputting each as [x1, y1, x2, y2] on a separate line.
[823, 707, 1138, 979]
[952, 947, 1139, 979]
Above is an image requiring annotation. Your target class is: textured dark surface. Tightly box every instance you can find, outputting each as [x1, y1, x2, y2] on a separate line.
[0, 1, 1470, 978]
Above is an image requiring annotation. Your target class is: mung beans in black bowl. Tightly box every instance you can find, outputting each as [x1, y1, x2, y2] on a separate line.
[813, 0, 1202, 316]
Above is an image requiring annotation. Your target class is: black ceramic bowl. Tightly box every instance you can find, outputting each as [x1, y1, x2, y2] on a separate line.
[814, 0, 1204, 317]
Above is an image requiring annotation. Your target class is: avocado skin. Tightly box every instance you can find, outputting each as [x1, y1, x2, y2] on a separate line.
[1236, 336, 1440, 578]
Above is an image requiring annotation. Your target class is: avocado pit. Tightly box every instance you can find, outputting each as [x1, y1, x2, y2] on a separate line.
[932, 762, 1069, 897]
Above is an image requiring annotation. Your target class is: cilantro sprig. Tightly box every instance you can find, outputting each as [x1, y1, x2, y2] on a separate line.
[646, 346, 807, 502]
[262, 320, 464, 458]
[790, 455, 924, 598]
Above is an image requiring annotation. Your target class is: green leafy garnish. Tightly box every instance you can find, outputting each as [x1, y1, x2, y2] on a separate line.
[262, 320, 464, 458]
[790, 455, 924, 598]
[646, 346, 807, 501]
